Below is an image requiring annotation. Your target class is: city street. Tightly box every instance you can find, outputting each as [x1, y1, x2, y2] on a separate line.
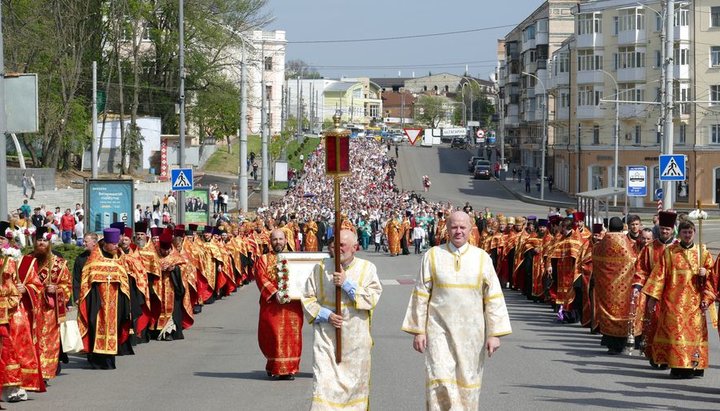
[15, 143, 720, 411]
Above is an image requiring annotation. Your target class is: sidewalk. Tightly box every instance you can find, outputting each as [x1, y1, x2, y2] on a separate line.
[497, 173, 575, 208]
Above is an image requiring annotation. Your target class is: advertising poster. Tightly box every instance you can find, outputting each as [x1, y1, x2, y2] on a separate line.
[86, 179, 134, 233]
[184, 188, 210, 226]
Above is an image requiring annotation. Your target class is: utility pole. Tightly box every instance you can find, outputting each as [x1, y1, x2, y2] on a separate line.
[261, 42, 268, 206]
[663, 0, 675, 210]
[239, 42, 248, 212]
[177, 0, 186, 224]
[0, 3, 7, 221]
[297, 69, 302, 140]
[92, 61, 98, 178]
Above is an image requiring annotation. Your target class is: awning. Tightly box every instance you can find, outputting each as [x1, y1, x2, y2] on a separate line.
[576, 187, 625, 198]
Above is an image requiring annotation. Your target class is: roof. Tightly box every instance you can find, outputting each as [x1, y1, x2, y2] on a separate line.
[325, 82, 356, 93]
[371, 77, 411, 89]
[576, 187, 625, 198]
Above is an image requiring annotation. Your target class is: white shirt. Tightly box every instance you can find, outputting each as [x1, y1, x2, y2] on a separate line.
[412, 226, 425, 241]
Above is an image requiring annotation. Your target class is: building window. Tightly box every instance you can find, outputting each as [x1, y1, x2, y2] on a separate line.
[577, 13, 602, 35]
[712, 124, 720, 144]
[656, 131, 661, 144]
[712, 46, 720, 67]
[577, 50, 603, 71]
[674, 6, 689, 27]
[656, 50, 662, 68]
[712, 6, 720, 27]
[613, 16, 619, 35]
[619, 8, 645, 32]
[265, 85, 272, 100]
[264, 57, 272, 71]
[619, 83, 645, 102]
[673, 47, 689, 66]
[679, 123, 686, 144]
[616, 46, 646, 69]
[635, 125, 641, 144]
[593, 125, 600, 144]
[655, 14, 662, 32]
[711, 85, 720, 105]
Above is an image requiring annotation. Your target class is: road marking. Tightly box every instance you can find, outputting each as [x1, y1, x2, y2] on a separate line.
[381, 278, 415, 286]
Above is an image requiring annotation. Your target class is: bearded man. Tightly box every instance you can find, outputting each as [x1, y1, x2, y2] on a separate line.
[254, 229, 303, 380]
[28, 228, 71, 380]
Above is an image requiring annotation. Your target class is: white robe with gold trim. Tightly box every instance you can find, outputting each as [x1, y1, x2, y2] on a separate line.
[302, 257, 382, 411]
[402, 243, 512, 410]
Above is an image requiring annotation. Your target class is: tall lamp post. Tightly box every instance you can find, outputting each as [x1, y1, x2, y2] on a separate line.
[601, 69, 620, 206]
[522, 71, 547, 200]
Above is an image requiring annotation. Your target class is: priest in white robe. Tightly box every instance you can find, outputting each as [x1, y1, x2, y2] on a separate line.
[302, 229, 383, 410]
[402, 211, 512, 410]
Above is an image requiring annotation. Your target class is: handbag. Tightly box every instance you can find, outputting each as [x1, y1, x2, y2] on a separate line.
[60, 306, 84, 354]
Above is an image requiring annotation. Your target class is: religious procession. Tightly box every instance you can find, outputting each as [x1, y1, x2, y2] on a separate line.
[1, 117, 717, 410]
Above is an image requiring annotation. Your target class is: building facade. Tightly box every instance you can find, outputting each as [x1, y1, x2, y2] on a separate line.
[547, 0, 720, 207]
[498, 0, 577, 169]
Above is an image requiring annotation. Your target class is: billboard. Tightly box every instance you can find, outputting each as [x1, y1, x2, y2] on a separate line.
[183, 188, 210, 226]
[86, 179, 134, 233]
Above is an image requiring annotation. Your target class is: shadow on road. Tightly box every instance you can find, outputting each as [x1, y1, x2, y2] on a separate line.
[437, 147, 473, 175]
[194, 370, 313, 380]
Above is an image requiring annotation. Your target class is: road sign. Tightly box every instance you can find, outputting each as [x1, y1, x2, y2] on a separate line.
[487, 131, 496, 145]
[476, 129, 485, 143]
[659, 154, 685, 181]
[655, 188, 663, 200]
[403, 128, 422, 145]
[171, 168, 194, 191]
[626, 166, 647, 197]
[467, 121, 480, 127]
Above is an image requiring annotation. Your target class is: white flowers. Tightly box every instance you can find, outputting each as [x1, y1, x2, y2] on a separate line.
[688, 209, 708, 220]
[1, 246, 22, 260]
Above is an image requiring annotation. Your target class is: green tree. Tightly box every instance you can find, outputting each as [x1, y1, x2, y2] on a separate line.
[414, 95, 447, 128]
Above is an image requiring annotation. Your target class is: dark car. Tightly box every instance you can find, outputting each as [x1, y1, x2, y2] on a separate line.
[450, 137, 468, 149]
[474, 164, 492, 180]
[467, 156, 488, 172]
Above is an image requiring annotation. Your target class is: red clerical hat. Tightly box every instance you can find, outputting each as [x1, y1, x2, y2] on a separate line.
[159, 232, 173, 250]
[573, 212, 586, 222]
[592, 223, 604, 234]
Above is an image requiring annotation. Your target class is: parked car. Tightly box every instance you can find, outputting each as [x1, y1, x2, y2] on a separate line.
[467, 156, 489, 172]
[474, 164, 492, 180]
[450, 137, 468, 149]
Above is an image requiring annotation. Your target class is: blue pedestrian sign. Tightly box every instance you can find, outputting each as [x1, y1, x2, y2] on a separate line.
[626, 166, 647, 197]
[655, 188, 663, 200]
[171, 168, 194, 191]
[658, 155, 685, 182]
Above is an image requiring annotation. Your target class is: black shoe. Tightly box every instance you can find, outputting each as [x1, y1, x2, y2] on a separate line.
[277, 374, 295, 381]
[693, 369, 705, 378]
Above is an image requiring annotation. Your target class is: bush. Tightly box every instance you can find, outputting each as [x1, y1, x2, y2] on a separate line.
[51, 243, 85, 269]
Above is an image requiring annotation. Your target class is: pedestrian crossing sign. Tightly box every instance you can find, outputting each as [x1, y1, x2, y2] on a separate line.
[658, 155, 685, 182]
[171, 168, 194, 191]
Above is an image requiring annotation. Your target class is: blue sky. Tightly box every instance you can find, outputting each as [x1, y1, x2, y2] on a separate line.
[265, 0, 543, 80]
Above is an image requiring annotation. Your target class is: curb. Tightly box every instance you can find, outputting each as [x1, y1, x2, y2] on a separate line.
[496, 180, 574, 208]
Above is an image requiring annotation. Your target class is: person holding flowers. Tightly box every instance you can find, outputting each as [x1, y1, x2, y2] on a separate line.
[253, 229, 303, 380]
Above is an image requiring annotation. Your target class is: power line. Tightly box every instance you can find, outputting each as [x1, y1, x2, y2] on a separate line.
[288, 24, 517, 44]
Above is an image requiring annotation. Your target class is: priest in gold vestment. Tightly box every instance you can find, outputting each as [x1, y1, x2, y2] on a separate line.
[643, 219, 716, 379]
[302, 230, 382, 410]
[402, 211, 512, 410]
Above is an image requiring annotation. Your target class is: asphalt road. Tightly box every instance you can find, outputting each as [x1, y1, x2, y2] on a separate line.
[16, 143, 720, 410]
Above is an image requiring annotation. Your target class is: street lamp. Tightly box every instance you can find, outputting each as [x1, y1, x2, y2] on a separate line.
[522, 71, 547, 200]
[601, 69, 620, 206]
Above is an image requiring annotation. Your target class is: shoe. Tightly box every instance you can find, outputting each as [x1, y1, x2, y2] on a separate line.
[693, 369, 705, 378]
[277, 374, 295, 381]
[607, 348, 622, 355]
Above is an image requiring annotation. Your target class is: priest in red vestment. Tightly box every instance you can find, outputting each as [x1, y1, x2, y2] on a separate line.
[32, 231, 72, 380]
[254, 229, 303, 380]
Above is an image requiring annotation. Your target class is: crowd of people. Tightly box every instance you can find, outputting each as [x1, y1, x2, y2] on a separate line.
[1, 133, 717, 408]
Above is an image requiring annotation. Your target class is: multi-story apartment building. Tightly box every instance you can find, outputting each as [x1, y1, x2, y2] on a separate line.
[548, 0, 720, 207]
[245, 30, 286, 136]
[497, 0, 577, 169]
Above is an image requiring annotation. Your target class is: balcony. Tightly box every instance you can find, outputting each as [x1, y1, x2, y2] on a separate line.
[506, 104, 519, 117]
[555, 108, 569, 121]
[577, 33, 603, 48]
[554, 72, 569, 87]
[577, 70, 604, 85]
[618, 29, 646, 45]
[522, 38, 536, 53]
[525, 61, 537, 74]
[674, 64, 690, 80]
[536, 31, 549, 45]
[523, 110, 536, 122]
[619, 103, 644, 118]
[536, 69, 548, 87]
[576, 105, 605, 120]
[508, 73, 520, 84]
[506, 114, 520, 127]
[617, 67, 646, 82]
[525, 87, 536, 98]
[674, 25, 689, 41]
[674, 102, 691, 118]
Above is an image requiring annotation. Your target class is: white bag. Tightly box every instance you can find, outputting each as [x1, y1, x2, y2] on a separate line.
[60, 306, 84, 354]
